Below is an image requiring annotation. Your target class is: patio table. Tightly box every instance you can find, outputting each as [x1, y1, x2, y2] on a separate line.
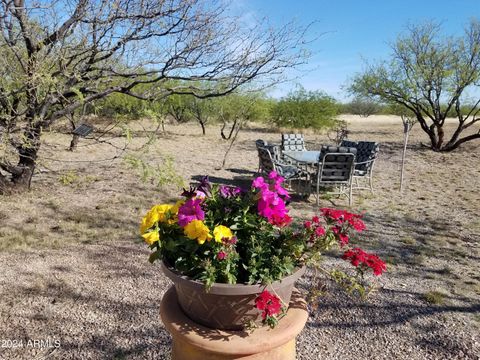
[283, 151, 320, 164]
[282, 151, 321, 196]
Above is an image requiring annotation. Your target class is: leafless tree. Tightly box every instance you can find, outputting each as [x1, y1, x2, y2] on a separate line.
[0, 0, 310, 194]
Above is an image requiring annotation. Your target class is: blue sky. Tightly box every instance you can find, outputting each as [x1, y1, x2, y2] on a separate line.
[237, 0, 480, 101]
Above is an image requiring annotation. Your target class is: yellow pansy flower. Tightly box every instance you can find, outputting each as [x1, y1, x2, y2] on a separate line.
[140, 204, 177, 234]
[167, 200, 184, 224]
[152, 204, 174, 222]
[142, 230, 159, 245]
[184, 220, 212, 245]
[140, 209, 160, 234]
[213, 225, 233, 243]
[171, 200, 184, 215]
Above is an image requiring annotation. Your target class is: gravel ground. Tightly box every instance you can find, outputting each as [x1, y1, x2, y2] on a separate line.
[0, 117, 479, 359]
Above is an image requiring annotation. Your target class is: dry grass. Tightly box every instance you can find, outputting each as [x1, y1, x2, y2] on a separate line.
[0, 116, 479, 359]
[1, 117, 479, 285]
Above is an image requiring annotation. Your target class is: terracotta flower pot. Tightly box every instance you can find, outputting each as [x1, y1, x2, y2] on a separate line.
[161, 261, 306, 330]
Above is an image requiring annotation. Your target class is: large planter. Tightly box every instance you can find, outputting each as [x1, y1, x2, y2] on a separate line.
[161, 261, 306, 330]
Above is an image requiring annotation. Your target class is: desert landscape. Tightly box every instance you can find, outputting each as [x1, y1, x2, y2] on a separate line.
[0, 115, 479, 359]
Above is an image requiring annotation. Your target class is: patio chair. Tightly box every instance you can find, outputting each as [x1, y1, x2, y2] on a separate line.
[255, 139, 269, 173]
[256, 145, 305, 182]
[313, 145, 357, 206]
[281, 133, 306, 152]
[339, 139, 357, 148]
[341, 140, 379, 193]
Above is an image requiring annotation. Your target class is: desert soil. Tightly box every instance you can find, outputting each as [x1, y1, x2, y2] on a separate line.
[0, 115, 479, 359]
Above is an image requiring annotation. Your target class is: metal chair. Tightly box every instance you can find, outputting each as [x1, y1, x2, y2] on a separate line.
[256, 145, 305, 182]
[339, 139, 357, 148]
[341, 140, 379, 193]
[255, 139, 268, 173]
[314, 146, 357, 206]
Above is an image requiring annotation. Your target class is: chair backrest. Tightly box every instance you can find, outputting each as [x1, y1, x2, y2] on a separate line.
[355, 141, 379, 171]
[257, 145, 281, 174]
[255, 139, 267, 149]
[281, 133, 305, 152]
[318, 152, 356, 184]
[319, 145, 357, 160]
[340, 139, 357, 148]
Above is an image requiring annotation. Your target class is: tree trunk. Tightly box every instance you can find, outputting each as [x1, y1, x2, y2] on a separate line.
[11, 157, 35, 191]
[69, 134, 80, 151]
[0, 173, 13, 195]
[221, 121, 244, 169]
[436, 125, 444, 150]
[199, 120, 206, 135]
[220, 119, 238, 140]
[4, 125, 41, 193]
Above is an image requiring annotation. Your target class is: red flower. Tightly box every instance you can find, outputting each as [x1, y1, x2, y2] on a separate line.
[270, 213, 292, 227]
[342, 248, 386, 276]
[217, 251, 227, 260]
[320, 208, 366, 232]
[314, 226, 326, 237]
[332, 226, 349, 246]
[320, 208, 344, 221]
[304, 221, 312, 229]
[312, 216, 320, 223]
[255, 290, 282, 319]
[342, 248, 367, 266]
[349, 217, 366, 232]
[365, 254, 387, 276]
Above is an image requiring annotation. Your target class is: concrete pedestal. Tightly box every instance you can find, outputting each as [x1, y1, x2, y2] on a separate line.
[160, 286, 308, 360]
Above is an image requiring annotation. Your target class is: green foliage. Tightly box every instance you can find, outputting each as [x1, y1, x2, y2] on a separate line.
[161, 93, 194, 123]
[123, 154, 185, 188]
[93, 92, 161, 119]
[57, 171, 99, 187]
[141, 177, 384, 294]
[330, 269, 367, 299]
[424, 290, 447, 305]
[211, 93, 274, 123]
[271, 87, 339, 129]
[349, 20, 480, 151]
[341, 97, 382, 117]
[58, 171, 79, 186]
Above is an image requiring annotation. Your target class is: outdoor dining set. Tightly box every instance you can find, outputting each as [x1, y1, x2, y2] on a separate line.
[255, 134, 380, 205]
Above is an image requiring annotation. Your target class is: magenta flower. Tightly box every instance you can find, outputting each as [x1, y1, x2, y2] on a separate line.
[197, 176, 212, 197]
[178, 198, 205, 226]
[219, 185, 242, 198]
[252, 172, 292, 226]
[252, 176, 267, 190]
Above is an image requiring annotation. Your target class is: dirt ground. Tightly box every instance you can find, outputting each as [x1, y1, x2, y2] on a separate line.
[0, 116, 479, 359]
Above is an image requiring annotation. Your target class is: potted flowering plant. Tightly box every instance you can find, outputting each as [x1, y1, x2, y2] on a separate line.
[140, 171, 386, 330]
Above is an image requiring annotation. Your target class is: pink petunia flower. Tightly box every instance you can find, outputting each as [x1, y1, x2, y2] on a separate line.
[178, 198, 205, 227]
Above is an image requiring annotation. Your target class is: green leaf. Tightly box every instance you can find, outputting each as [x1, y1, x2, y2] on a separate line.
[148, 251, 161, 264]
[71, 87, 85, 103]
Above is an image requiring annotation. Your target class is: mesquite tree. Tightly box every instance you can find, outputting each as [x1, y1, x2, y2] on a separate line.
[0, 0, 309, 194]
[350, 20, 480, 152]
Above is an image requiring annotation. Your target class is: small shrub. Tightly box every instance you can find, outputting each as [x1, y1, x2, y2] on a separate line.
[58, 171, 78, 185]
[342, 97, 381, 117]
[123, 153, 184, 188]
[424, 290, 446, 305]
[401, 236, 416, 245]
[271, 87, 338, 130]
